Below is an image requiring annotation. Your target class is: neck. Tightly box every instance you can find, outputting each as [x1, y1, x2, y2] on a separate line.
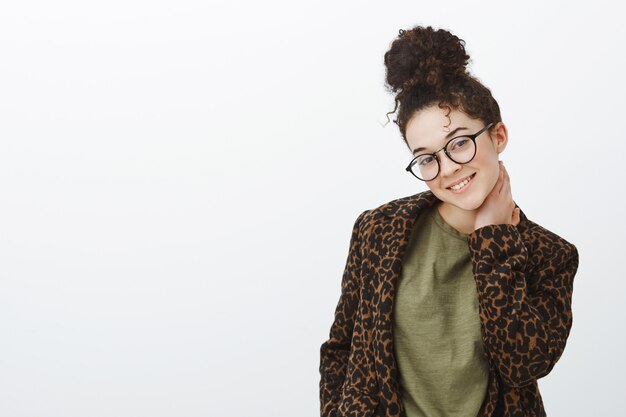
[436, 201, 476, 235]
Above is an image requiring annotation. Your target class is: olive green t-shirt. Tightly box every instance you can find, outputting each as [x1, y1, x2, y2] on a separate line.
[392, 204, 489, 417]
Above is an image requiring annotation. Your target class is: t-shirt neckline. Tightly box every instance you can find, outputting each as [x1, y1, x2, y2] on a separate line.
[430, 205, 470, 240]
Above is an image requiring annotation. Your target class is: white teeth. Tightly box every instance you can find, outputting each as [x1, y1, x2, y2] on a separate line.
[449, 174, 473, 190]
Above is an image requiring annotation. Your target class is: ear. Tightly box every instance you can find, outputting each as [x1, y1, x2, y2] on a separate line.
[490, 122, 508, 154]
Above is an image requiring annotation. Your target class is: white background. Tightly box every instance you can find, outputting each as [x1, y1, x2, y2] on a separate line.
[0, 1, 624, 416]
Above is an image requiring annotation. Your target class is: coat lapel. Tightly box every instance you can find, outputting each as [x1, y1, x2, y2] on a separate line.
[371, 190, 439, 416]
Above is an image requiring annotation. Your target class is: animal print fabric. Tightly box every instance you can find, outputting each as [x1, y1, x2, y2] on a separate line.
[319, 190, 579, 417]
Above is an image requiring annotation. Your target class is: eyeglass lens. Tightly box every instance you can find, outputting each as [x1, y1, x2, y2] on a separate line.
[411, 136, 476, 181]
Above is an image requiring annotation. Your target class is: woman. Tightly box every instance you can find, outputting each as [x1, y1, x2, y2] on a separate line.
[319, 25, 579, 417]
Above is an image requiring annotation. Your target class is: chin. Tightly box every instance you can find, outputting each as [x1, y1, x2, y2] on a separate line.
[457, 198, 484, 211]
[433, 188, 487, 212]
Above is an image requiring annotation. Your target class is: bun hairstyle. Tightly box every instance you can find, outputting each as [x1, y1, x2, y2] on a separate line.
[383, 25, 502, 147]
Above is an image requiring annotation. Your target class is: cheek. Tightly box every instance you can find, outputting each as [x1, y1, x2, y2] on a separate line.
[425, 181, 446, 200]
[478, 159, 500, 190]
[463, 148, 498, 189]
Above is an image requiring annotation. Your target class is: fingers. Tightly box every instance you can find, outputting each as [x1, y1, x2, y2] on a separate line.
[500, 162, 517, 225]
[501, 162, 511, 197]
[512, 207, 520, 226]
[494, 161, 504, 195]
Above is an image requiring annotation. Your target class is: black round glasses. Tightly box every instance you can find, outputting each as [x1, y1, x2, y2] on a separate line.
[405, 122, 494, 181]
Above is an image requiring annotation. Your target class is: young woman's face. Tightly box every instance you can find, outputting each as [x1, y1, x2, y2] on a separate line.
[405, 104, 507, 211]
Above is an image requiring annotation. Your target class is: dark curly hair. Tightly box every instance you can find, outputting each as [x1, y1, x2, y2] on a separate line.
[383, 25, 502, 148]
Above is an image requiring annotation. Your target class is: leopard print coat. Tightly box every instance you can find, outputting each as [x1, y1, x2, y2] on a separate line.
[319, 190, 579, 417]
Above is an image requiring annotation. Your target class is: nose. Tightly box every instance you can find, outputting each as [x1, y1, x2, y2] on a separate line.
[437, 150, 462, 178]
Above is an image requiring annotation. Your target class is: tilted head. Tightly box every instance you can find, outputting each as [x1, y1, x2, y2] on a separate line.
[384, 25, 508, 211]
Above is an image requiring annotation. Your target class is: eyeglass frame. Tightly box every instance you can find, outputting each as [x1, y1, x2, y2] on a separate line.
[405, 122, 495, 181]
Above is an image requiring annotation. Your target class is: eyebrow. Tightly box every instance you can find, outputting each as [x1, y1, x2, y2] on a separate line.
[412, 126, 469, 155]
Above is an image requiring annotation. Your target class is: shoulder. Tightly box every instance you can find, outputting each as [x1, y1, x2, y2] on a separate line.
[519, 217, 579, 270]
[345, 191, 439, 251]
[355, 190, 438, 226]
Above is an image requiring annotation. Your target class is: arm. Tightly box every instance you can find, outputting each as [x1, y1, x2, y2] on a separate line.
[319, 210, 368, 417]
[467, 223, 579, 388]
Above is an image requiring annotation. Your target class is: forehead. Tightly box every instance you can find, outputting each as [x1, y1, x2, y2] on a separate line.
[406, 106, 477, 150]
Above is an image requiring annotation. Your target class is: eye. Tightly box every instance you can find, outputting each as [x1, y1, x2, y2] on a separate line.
[450, 137, 471, 150]
[417, 155, 435, 166]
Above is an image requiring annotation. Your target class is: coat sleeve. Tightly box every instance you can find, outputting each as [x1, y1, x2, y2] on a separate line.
[467, 222, 579, 388]
[319, 210, 368, 417]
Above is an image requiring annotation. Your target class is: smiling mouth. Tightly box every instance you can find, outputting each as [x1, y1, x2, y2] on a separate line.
[447, 173, 476, 191]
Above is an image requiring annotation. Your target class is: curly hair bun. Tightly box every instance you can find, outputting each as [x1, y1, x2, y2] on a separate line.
[384, 25, 470, 93]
